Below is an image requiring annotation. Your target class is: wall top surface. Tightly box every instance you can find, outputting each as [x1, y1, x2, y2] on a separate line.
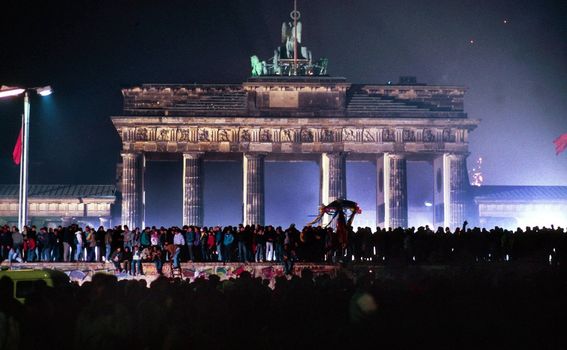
[474, 186, 567, 203]
[0, 184, 116, 199]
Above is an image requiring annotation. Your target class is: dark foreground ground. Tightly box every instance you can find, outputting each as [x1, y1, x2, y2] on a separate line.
[1, 263, 566, 350]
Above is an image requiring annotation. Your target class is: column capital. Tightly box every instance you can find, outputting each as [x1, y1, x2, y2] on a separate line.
[323, 151, 348, 159]
[243, 152, 267, 159]
[441, 152, 470, 159]
[183, 152, 205, 160]
[121, 151, 141, 159]
[383, 152, 406, 160]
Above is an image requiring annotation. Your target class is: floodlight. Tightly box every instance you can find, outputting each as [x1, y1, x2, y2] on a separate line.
[0, 87, 25, 98]
[36, 86, 52, 96]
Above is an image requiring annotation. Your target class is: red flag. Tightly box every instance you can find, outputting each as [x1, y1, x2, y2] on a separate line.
[554, 133, 567, 155]
[12, 128, 22, 165]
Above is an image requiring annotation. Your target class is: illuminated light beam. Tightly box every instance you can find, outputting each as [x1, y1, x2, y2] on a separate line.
[517, 209, 567, 228]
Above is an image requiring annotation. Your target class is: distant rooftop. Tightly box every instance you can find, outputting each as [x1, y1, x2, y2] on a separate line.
[474, 186, 567, 202]
[0, 185, 115, 199]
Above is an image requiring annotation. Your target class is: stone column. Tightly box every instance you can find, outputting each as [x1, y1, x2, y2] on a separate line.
[183, 152, 204, 226]
[377, 153, 408, 228]
[433, 153, 469, 229]
[319, 152, 346, 226]
[243, 153, 265, 226]
[121, 152, 145, 229]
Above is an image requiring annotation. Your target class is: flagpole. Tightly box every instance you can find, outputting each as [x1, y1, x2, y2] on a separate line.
[18, 113, 24, 231]
[18, 91, 30, 231]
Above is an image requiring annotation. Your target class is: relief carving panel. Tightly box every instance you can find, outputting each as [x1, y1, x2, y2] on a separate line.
[363, 129, 375, 142]
[423, 129, 435, 142]
[320, 129, 334, 143]
[157, 128, 171, 141]
[280, 129, 294, 142]
[198, 128, 210, 142]
[240, 129, 252, 142]
[442, 129, 455, 142]
[260, 129, 272, 142]
[177, 128, 191, 142]
[403, 129, 416, 142]
[136, 128, 148, 141]
[382, 128, 395, 142]
[300, 129, 314, 143]
[218, 129, 231, 142]
[343, 128, 357, 142]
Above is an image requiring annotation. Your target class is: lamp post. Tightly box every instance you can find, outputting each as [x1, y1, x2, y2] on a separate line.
[0, 85, 52, 230]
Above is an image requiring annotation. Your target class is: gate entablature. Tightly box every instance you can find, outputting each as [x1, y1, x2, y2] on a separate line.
[112, 116, 478, 155]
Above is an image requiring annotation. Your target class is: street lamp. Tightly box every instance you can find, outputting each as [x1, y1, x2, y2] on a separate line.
[0, 85, 52, 230]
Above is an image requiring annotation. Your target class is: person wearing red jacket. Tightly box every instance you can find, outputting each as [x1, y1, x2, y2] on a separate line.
[23, 236, 37, 262]
[207, 229, 216, 261]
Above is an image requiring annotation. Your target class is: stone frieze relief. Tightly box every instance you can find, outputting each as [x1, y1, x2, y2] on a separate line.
[124, 126, 461, 144]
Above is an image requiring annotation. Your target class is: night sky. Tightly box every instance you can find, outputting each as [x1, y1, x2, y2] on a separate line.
[1, 0, 565, 227]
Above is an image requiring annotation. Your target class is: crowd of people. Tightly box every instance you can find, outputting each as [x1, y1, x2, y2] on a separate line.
[1, 264, 565, 349]
[1, 222, 566, 268]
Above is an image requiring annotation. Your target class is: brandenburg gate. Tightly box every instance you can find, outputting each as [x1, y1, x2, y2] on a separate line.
[111, 11, 479, 230]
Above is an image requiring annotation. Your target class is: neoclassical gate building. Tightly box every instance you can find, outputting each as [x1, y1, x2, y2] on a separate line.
[112, 76, 479, 229]
[112, 7, 478, 229]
